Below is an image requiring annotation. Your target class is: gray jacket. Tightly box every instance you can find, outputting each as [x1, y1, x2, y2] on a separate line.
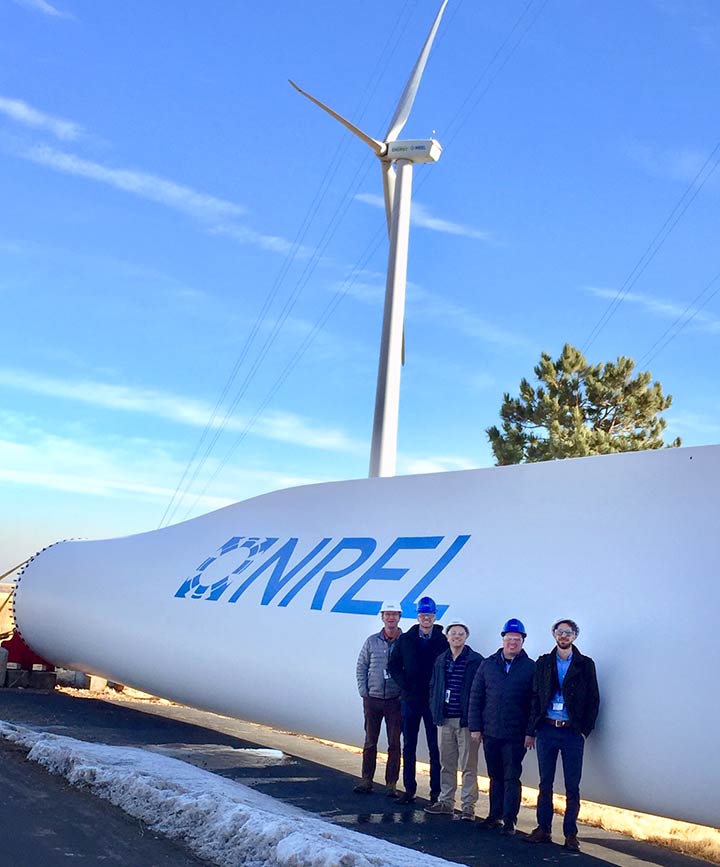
[356, 629, 402, 700]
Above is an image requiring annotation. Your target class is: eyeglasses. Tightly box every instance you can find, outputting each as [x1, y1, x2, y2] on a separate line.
[554, 629, 576, 637]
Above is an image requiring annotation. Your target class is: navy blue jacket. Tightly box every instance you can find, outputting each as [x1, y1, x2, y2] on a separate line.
[429, 646, 484, 727]
[529, 646, 600, 737]
[387, 623, 448, 703]
[468, 648, 535, 739]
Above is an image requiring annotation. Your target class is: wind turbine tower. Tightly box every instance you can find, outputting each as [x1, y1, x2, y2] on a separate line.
[291, 0, 448, 478]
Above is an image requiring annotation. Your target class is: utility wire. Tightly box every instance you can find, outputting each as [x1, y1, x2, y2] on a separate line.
[170, 0, 553, 518]
[160, 1, 418, 527]
[177, 1, 551, 517]
[638, 268, 720, 368]
[180, 229, 388, 519]
[581, 139, 720, 354]
[442, 0, 552, 150]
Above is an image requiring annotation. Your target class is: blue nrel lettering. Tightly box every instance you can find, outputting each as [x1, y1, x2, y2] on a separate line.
[173, 533, 471, 617]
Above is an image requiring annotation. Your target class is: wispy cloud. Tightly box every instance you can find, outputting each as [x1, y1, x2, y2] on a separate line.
[651, 0, 720, 46]
[0, 367, 364, 453]
[11, 0, 70, 18]
[585, 286, 720, 334]
[20, 145, 247, 222]
[625, 141, 720, 188]
[356, 193, 493, 241]
[667, 411, 720, 438]
[337, 273, 531, 349]
[411, 286, 533, 348]
[210, 224, 315, 258]
[0, 412, 320, 509]
[0, 96, 82, 140]
[399, 454, 478, 475]
[3, 98, 309, 257]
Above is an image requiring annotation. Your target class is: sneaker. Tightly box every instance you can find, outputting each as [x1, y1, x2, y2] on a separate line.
[525, 827, 552, 844]
[424, 801, 454, 815]
[564, 835, 581, 851]
[396, 791, 416, 805]
[500, 821, 516, 836]
[461, 807, 476, 822]
[477, 817, 503, 830]
[385, 785, 398, 798]
[352, 780, 373, 794]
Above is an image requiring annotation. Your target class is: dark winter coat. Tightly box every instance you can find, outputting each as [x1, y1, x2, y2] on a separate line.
[387, 623, 448, 704]
[468, 648, 535, 740]
[529, 645, 600, 737]
[429, 646, 484, 727]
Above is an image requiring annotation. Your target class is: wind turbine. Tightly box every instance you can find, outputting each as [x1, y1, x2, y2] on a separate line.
[290, 0, 448, 478]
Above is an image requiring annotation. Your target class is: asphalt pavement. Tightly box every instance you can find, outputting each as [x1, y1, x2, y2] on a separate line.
[0, 689, 712, 867]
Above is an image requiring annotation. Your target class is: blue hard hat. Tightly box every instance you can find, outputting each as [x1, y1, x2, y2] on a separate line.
[501, 618, 526, 638]
[417, 596, 437, 614]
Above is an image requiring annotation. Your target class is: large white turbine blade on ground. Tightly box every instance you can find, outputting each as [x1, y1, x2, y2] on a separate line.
[384, 0, 449, 142]
[11, 445, 720, 828]
[288, 80, 385, 156]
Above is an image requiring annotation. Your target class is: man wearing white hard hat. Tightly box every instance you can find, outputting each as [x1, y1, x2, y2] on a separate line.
[426, 619, 484, 820]
[353, 601, 403, 796]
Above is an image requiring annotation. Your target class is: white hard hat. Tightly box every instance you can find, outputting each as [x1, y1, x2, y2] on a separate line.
[445, 619, 470, 636]
[380, 601, 402, 614]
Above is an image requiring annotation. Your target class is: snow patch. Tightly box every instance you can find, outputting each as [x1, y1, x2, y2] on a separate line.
[0, 721, 461, 867]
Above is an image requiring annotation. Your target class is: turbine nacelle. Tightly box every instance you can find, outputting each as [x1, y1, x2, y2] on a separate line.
[384, 139, 442, 164]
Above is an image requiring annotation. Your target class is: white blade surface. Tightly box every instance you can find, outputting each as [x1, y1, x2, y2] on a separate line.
[289, 80, 385, 155]
[381, 162, 396, 235]
[384, 0, 448, 143]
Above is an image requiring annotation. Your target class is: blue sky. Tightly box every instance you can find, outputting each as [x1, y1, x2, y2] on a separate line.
[1, 0, 719, 568]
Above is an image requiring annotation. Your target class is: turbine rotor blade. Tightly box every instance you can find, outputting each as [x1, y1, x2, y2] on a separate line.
[289, 80, 385, 156]
[384, 0, 448, 143]
[381, 162, 396, 237]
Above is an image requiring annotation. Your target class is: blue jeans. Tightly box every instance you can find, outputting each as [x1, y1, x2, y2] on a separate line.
[536, 724, 585, 836]
[482, 735, 527, 824]
[401, 699, 440, 797]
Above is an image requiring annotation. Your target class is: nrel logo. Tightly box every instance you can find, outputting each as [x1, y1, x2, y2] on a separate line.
[412, 144, 427, 150]
[174, 534, 471, 618]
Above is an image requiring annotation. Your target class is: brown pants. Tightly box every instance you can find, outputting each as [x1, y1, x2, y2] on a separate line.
[361, 696, 402, 785]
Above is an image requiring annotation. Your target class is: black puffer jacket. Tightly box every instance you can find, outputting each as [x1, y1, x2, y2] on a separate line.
[468, 648, 535, 739]
[429, 646, 484, 727]
[529, 646, 600, 737]
[387, 623, 448, 703]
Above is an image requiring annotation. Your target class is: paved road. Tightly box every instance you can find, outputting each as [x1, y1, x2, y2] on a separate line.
[0, 689, 710, 866]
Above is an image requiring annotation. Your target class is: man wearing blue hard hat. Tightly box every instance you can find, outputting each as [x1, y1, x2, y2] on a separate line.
[387, 596, 448, 804]
[469, 618, 536, 836]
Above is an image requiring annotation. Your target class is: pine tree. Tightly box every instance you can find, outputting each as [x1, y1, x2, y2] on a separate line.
[486, 343, 681, 465]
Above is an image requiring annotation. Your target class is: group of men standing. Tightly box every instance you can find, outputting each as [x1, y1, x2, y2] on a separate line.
[354, 597, 600, 851]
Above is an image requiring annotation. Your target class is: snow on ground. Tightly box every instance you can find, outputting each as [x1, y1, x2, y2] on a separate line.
[0, 721, 461, 867]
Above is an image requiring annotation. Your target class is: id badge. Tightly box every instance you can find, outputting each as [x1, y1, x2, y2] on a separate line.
[552, 701, 564, 711]
[445, 689, 451, 703]
[384, 669, 390, 680]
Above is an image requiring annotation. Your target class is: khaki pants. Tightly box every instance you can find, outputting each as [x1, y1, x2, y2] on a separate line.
[438, 718, 479, 808]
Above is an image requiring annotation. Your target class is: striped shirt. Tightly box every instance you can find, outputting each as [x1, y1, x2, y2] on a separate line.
[444, 647, 469, 718]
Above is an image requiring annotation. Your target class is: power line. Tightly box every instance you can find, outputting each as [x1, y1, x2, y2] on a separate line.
[581, 138, 720, 353]
[179, 229, 388, 520]
[175, 1, 554, 518]
[160, 1, 418, 527]
[638, 268, 720, 369]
